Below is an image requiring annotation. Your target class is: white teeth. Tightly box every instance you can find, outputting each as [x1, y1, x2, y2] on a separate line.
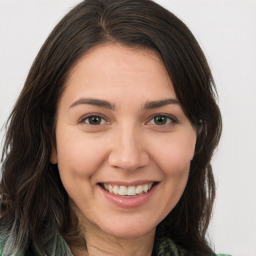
[113, 185, 119, 195]
[135, 185, 143, 195]
[143, 184, 149, 193]
[102, 183, 154, 196]
[127, 186, 136, 196]
[118, 186, 127, 196]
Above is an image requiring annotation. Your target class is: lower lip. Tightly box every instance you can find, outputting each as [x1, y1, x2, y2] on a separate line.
[99, 184, 158, 209]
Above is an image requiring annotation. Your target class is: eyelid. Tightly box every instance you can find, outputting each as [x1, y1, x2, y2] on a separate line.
[146, 113, 179, 125]
[77, 113, 179, 127]
[78, 113, 110, 125]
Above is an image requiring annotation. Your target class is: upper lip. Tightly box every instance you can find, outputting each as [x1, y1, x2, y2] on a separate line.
[97, 180, 159, 186]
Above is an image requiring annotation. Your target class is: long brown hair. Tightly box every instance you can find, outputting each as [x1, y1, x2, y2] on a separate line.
[0, 0, 221, 255]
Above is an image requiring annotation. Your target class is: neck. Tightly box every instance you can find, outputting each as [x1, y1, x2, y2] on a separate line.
[70, 222, 155, 256]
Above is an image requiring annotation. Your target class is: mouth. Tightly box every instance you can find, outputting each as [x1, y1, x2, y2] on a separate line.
[98, 182, 158, 197]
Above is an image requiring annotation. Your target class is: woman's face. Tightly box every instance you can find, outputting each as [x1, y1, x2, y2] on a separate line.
[51, 44, 197, 239]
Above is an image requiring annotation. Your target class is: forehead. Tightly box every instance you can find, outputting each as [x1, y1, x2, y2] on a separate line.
[62, 43, 176, 105]
[68, 43, 170, 79]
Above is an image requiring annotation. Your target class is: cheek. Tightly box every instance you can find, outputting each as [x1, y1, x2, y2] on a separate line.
[55, 128, 108, 179]
[152, 132, 196, 175]
[155, 134, 196, 213]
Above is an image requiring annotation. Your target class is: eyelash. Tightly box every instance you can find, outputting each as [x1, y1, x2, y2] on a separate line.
[78, 113, 178, 127]
[146, 114, 178, 126]
[79, 114, 110, 126]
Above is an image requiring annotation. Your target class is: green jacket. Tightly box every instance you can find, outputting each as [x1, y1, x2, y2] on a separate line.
[0, 234, 231, 256]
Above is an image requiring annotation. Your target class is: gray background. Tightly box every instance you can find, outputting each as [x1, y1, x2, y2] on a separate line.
[1, 1, 255, 255]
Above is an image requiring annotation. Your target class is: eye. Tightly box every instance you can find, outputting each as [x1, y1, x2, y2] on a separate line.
[147, 114, 177, 126]
[79, 115, 109, 126]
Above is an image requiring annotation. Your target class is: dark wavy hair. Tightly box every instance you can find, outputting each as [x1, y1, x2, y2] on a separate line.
[0, 0, 222, 255]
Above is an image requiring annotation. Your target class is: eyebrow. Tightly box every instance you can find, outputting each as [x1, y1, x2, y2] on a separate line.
[70, 98, 116, 110]
[69, 97, 179, 110]
[144, 98, 180, 109]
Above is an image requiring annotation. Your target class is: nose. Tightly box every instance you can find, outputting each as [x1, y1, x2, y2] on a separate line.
[108, 126, 149, 171]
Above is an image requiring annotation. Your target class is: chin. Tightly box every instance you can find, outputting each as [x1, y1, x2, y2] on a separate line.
[97, 217, 158, 239]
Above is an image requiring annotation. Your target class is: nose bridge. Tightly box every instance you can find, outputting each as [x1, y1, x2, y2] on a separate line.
[108, 123, 149, 170]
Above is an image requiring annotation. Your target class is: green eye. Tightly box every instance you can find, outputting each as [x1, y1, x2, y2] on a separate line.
[147, 115, 177, 126]
[154, 115, 168, 125]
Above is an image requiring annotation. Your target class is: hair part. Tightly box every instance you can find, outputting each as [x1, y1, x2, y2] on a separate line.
[1, 0, 221, 255]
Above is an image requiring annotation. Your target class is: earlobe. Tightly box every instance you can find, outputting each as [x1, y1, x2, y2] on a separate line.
[50, 148, 57, 164]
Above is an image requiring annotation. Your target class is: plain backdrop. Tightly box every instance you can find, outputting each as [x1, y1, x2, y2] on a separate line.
[0, 1, 256, 255]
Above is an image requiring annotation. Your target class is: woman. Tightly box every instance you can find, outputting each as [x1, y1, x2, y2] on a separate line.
[0, 0, 227, 255]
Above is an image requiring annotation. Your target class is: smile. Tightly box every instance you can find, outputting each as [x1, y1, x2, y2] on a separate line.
[99, 182, 157, 197]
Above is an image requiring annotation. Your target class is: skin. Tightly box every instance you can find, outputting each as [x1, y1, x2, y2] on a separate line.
[51, 44, 197, 256]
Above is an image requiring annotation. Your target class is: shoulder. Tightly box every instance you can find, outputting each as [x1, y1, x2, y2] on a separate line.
[154, 237, 192, 256]
[0, 225, 73, 256]
[0, 216, 8, 254]
[0, 229, 11, 256]
[54, 233, 74, 256]
[0, 217, 13, 256]
[155, 237, 231, 256]
[0, 235, 6, 256]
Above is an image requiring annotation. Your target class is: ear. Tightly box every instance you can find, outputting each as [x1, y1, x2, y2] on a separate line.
[50, 147, 57, 164]
[197, 119, 203, 136]
[194, 119, 207, 155]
